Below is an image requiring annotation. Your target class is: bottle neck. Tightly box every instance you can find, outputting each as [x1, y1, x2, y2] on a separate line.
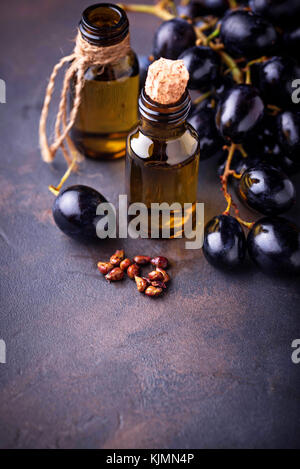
[79, 3, 129, 47]
[139, 88, 191, 139]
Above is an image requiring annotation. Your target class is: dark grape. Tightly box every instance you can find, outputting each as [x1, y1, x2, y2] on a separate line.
[254, 57, 299, 109]
[275, 154, 300, 175]
[179, 46, 220, 91]
[220, 10, 277, 59]
[250, 0, 300, 27]
[52, 185, 107, 240]
[253, 114, 281, 155]
[215, 85, 264, 143]
[188, 100, 225, 160]
[243, 114, 276, 154]
[177, 1, 202, 20]
[247, 217, 300, 275]
[238, 164, 296, 216]
[178, 0, 227, 18]
[203, 215, 246, 269]
[200, 0, 228, 16]
[152, 18, 196, 60]
[277, 111, 300, 160]
[284, 26, 300, 58]
[196, 0, 228, 16]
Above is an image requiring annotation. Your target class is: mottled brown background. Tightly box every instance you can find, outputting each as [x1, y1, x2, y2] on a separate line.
[0, 0, 299, 449]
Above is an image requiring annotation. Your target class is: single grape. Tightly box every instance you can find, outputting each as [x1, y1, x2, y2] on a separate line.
[188, 100, 225, 160]
[254, 57, 300, 109]
[152, 18, 196, 60]
[215, 85, 264, 143]
[250, 0, 300, 27]
[220, 10, 277, 59]
[203, 215, 246, 269]
[238, 164, 296, 216]
[247, 217, 300, 276]
[179, 46, 220, 91]
[52, 185, 107, 240]
[277, 111, 300, 160]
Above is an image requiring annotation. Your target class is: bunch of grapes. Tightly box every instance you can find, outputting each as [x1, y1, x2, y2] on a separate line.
[125, 0, 300, 276]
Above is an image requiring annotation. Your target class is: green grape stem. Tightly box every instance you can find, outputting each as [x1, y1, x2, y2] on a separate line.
[206, 27, 220, 44]
[118, 3, 175, 20]
[193, 90, 213, 105]
[219, 52, 244, 84]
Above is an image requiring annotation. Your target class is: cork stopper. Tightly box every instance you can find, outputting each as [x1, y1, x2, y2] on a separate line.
[145, 58, 189, 105]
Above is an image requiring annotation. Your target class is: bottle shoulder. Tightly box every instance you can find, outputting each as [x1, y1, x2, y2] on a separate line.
[127, 123, 200, 167]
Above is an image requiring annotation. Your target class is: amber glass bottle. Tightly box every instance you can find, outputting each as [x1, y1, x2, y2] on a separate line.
[126, 88, 200, 238]
[71, 3, 139, 159]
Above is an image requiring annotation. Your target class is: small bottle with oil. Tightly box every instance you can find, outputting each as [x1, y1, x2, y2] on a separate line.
[71, 3, 139, 160]
[126, 59, 200, 238]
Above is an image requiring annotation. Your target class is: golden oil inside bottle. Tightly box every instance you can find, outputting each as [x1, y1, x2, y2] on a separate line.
[71, 4, 139, 160]
[126, 121, 199, 238]
[71, 58, 139, 159]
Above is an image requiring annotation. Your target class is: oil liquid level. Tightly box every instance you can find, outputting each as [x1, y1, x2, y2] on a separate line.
[71, 63, 139, 159]
[126, 150, 199, 238]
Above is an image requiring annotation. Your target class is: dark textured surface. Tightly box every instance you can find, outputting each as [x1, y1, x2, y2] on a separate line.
[0, 0, 300, 449]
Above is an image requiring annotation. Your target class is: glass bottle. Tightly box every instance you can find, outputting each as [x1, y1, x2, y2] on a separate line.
[71, 3, 139, 160]
[126, 88, 200, 238]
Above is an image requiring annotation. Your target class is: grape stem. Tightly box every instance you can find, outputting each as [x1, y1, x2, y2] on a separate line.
[49, 157, 78, 196]
[118, 2, 175, 20]
[193, 90, 212, 105]
[221, 143, 254, 230]
[221, 143, 237, 215]
[219, 51, 244, 84]
[206, 27, 220, 44]
[267, 104, 282, 115]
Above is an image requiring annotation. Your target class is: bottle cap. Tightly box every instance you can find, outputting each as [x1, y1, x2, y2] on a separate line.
[145, 58, 189, 105]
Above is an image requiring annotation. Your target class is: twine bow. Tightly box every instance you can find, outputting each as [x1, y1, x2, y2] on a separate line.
[39, 31, 131, 167]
